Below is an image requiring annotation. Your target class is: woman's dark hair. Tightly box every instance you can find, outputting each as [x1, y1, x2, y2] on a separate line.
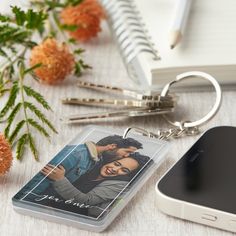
[80, 152, 153, 183]
[96, 135, 143, 149]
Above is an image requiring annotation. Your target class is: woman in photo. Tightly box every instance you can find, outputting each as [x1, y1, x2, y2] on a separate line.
[18, 135, 142, 201]
[40, 152, 152, 217]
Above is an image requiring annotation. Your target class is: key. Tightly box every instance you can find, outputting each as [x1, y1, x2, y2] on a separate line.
[61, 97, 175, 108]
[77, 81, 176, 101]
[61, 107, 174, 124]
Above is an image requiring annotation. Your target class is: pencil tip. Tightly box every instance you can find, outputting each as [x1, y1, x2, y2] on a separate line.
[170, 45, 175, 49]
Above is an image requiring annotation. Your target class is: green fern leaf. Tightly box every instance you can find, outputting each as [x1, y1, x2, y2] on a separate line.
[0, 14, 11, 22]
[11, 6, 47, 33]
[0, 81, 19, 119]
[23, 63, 42, 75]
[0, 48, 11, 61]
[23, 85, 51, 110]
[0, 88, 10, 97]
[4, 102, 22, 138]
[0, 71, 3, 84]
[28, 118, 50, 138]
[25, 102, 57, 133]
[8, 119, 25, 144]
[65, 0, 83, 7]
[16, 133, 28, 160]
[28, 133, 39, 161]
[73, 48, 85, 55]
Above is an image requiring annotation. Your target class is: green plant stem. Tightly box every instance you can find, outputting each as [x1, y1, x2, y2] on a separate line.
[0, 48, 27, 98]
[19, 63, 30, 140]
[0, 48, 27, 73]
[50, 11, 75, 52]
[50, 11, 91, 75]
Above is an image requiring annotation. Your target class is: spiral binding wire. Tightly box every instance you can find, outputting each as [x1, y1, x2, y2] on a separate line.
[100, 0, 160, 82]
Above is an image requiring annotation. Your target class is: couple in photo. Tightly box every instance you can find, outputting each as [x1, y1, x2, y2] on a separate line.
[22, 135, 151, 217]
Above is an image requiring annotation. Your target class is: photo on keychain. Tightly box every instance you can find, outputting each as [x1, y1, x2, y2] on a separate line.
[13, 126, 167, 221]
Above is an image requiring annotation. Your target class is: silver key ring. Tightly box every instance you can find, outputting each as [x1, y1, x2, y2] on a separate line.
[160, 71, 222, 128]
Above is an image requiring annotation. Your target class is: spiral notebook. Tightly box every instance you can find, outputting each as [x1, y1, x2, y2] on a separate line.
[101, 0, 236, 90]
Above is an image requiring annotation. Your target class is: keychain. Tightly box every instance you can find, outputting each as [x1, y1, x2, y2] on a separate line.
[123, 71, 222, 140]
[62, 71, 222, 136]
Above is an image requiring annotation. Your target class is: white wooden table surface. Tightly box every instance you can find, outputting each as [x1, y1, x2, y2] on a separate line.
[1, 2, 236, 236]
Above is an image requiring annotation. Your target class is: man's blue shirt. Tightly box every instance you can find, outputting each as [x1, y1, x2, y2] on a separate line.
[17, 143, 96, 200]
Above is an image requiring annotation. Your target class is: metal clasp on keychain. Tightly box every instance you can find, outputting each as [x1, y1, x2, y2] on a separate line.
[123, 71, 222, 140]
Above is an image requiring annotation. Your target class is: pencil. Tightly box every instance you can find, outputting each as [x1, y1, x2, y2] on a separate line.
[169, 0, 192, 49]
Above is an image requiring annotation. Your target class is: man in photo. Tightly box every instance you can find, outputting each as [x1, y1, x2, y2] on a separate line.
[39, 152, 151, 218]
[20, 135, 142, 200]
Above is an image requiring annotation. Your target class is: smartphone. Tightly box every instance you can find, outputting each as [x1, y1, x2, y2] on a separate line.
[156, 126, 236, 233]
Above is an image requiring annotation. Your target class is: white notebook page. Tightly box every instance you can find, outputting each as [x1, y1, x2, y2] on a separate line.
[134, 0, 236, 70]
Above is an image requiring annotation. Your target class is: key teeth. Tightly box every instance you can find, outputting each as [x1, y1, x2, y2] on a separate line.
[60, 107, 174, 123]
[64, 81, 176, 122]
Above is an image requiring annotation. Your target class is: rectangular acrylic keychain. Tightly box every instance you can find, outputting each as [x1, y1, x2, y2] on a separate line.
[12, 125, 170, 232]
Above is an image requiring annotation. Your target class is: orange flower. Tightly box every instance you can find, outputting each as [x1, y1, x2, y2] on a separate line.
[30, 38, 75, 84]
[60, 0, 106, 42]
[0, 133, 13, 176]
[75, 0, 106, 20]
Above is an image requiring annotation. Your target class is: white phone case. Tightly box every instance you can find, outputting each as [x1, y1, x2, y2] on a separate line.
[155, 127, 236, 233]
